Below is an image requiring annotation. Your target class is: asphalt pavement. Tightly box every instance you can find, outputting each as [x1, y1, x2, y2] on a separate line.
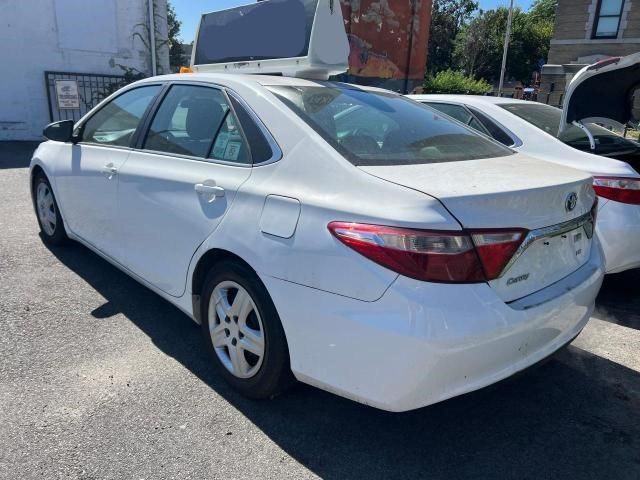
[1, 141, 639, 479]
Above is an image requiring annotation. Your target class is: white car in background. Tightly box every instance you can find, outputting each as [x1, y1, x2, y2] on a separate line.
[30, 0, 603, 412]
[410, 55, 640, 274]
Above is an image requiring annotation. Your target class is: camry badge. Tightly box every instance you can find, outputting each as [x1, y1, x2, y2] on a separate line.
[565, 192, 578, 212]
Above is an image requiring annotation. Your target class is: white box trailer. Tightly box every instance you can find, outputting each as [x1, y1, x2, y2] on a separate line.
[191, 0, 349, 80]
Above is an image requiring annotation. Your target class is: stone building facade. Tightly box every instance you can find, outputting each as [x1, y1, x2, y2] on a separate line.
[540, 0, 640, 105]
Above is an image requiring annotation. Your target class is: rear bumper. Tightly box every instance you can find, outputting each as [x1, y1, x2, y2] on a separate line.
[597, 199, 640, 273]
[265, 240, 604, 412]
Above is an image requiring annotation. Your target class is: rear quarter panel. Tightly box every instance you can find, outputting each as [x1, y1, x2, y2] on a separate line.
[186, 97, 461, 302]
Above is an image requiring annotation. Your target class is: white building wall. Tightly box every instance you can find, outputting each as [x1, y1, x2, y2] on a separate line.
[0, 0, 169, 141]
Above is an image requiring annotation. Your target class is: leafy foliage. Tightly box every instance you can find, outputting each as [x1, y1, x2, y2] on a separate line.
[96, 64, 147, 102]
[424, 70, 492, 94]
[167, 1, 184, 72]
[428, 0, 479, 74]
[528, 0, 558, 22]
[457, 8, 553, 83]
[429, 0, 556, 84]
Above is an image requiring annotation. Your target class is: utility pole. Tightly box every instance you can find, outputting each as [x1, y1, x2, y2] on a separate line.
[148, 0, 157, 76]
[497, 0, 514, 97]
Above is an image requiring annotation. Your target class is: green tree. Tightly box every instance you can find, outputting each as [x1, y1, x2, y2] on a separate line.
[453, 12, 489, 76]
[424, 70, 492, 94]
[453, 6, 554, 83]
[528, 0, 558, 22]
[428, 0, 478, 74]
[168, 1, 184, 72]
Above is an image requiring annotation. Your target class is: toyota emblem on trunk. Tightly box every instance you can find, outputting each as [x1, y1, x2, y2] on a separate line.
[565, 192, 578, 212]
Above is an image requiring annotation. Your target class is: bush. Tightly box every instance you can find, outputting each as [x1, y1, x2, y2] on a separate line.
[424, 70, 492, 95]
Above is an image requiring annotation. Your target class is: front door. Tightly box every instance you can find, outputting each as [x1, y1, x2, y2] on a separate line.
[116, 84, 254, 297]
[54, 85, 162, 256]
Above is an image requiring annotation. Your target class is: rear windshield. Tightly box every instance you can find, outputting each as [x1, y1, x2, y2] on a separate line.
[268, 86, 513, 166]
[500, 102, 639, 156]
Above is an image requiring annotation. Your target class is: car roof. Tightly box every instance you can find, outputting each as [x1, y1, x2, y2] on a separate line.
[409, 94, 533, 107]
[137, 73, 398, 95]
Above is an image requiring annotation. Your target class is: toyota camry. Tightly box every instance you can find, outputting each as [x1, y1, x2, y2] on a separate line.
[29, 0, 604, 412]
[31, 73, 604, 411]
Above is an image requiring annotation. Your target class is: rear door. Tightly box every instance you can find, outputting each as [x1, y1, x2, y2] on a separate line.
[116, 83, 270, 297]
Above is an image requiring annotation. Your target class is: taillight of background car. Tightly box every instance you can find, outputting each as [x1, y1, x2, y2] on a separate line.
[327, 222, 527, 283]
[593, 176, 640, 205]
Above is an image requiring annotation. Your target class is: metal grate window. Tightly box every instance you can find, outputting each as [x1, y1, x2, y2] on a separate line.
[44, 71, 129, 123]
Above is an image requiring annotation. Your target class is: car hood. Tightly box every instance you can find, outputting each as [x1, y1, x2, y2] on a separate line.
[560, 52, 640, 133]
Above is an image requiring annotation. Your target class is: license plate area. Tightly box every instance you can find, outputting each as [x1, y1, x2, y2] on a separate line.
[488, 212, 594, 302]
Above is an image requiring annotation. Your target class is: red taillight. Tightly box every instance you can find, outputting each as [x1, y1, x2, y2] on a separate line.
[471, 230, 528, 279]
[328, 222, 527, 283]
[593, 176, 640, 205]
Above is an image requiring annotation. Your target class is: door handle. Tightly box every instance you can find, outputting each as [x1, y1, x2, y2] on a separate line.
[195, 182, 225, 203]
[101, 164, 118, 180]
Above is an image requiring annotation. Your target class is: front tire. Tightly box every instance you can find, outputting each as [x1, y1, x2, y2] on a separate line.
[33, 173, 68, 245]
[201, 259, 294, 399]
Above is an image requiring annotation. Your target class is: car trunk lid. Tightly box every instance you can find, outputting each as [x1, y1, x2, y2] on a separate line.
[559, 53, 640, 133]
[360, 155, 597, 302]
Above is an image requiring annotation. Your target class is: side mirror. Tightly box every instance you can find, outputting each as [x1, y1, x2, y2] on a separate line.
[43, 120, 75, 143]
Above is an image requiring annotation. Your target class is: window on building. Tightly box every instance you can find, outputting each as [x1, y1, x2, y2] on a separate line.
[593, 0, 625, 39]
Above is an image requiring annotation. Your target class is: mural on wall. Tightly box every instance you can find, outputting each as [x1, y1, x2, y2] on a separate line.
[338, 0, 432, 92]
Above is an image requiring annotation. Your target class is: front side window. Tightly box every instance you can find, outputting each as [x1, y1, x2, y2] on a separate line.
[593, 0, 625, 38]
[81, 86, 161, 147]
[144, 85, 251, 164]
[268, 86, 513, 166]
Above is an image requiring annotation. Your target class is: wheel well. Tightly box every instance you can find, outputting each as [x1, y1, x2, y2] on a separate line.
[191, 249, 257, 322]
[30, 165, 45, 196]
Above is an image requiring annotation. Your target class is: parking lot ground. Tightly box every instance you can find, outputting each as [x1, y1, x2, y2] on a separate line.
[1, 142, 640, 479]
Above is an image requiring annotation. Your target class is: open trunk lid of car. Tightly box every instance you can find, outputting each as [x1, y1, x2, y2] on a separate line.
[559, 53, 640, 134]
[360, 155, 597, 302]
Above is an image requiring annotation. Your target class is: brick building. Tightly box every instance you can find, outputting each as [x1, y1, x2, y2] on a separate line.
[338, 0, 432, 93]
[540, 0, 640, 105]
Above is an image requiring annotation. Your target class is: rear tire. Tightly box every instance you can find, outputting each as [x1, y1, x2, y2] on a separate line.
[201, 259, 294, 399]
[32, 172, 68, 246]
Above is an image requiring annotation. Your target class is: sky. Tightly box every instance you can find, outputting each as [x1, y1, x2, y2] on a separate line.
[171, 0, 535, 44]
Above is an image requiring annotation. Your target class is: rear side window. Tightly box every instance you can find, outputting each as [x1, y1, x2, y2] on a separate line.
[144, 85, 251, 164]
[268, 86, 512, 166]
[228, 95, 274, 164]
[467, 107, 516, 146]
[81, 86, 161, 147]
[426, 102, 485, 132]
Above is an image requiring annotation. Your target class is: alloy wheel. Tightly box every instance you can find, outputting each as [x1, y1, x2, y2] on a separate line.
[209, 281, 265, 379]
[36, 182, 57, 236]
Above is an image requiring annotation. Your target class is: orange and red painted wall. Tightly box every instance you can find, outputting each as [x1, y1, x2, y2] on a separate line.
[337, 0, 433, 93]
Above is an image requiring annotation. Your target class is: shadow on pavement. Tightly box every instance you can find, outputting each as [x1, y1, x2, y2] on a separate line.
[46, 241, 640, 480]
[596, 268, 640, 330]
[0, 141, 40, 169]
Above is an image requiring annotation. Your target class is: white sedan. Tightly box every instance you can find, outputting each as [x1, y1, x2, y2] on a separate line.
[410, 94, 640, 274]
[31, 73, 603, 411]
